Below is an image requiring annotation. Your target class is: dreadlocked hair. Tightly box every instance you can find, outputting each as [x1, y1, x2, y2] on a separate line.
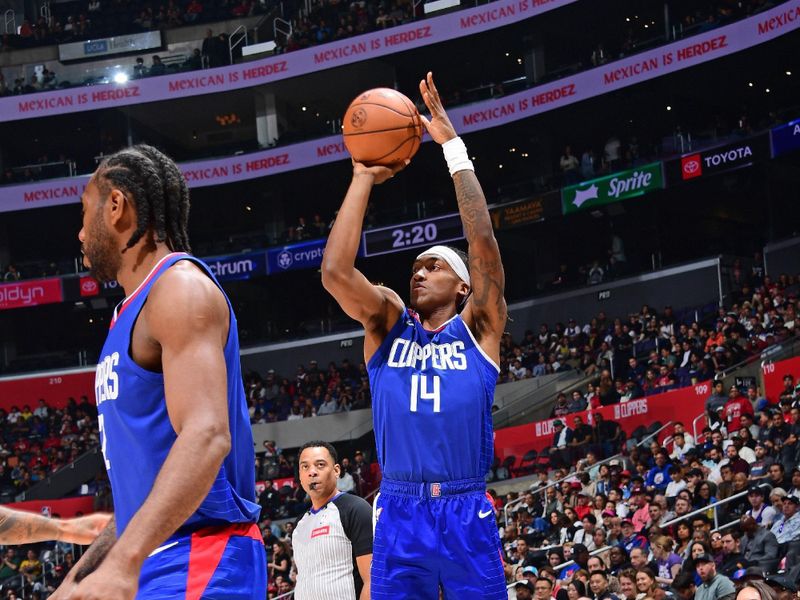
[96, 144, 191, 253]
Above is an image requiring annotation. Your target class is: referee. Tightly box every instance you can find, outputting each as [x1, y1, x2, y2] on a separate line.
[293, 441, 373, 600]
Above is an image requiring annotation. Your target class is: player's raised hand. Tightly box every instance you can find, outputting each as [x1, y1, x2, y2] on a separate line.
[419, 71, 457, 145]
[352, 159, 409, 185]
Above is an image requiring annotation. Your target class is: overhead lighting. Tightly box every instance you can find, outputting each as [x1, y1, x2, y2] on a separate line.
[644, 23, 648, 28]
[509, 148, 516, 153]
[245, 205, 252, 211]
[301, 106, 307, 111]
[765, 88, 771, 93]
[498, 164, 503, 169]
[505, 52, 509, 57]
[521, 152, 529, 158]
[786, 70, 792, 76]
[626, 17, 630, 22]
[517, 58, 522, 65]
[666, 105, 672, 111]
[748, 82, 754, 87]
[113, 72, 128, 84]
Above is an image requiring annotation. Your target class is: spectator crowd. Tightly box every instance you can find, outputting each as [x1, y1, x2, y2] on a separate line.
[0, 396, 107, 597]
[496, 269, 799, 403]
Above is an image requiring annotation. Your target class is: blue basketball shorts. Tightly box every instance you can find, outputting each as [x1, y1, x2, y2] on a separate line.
[137, 522, 266, 600]
[371, 477, 507, 599]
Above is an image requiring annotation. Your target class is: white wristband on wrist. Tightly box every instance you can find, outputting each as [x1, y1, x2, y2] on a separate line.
[442, 136, 474, 177]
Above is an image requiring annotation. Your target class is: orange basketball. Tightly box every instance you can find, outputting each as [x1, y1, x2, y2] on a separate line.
[342, 88, 423, 167]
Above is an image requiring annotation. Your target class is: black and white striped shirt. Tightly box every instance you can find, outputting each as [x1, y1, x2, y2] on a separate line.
[293, 492, 373, 600]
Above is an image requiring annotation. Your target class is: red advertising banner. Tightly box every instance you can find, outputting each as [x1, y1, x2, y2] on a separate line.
[494, 383, 711, 462]
[0, 278, 63, 310]
[5, 495, 96, 517]
[0, 369, 95, 411]
[762, 356, 800, 404]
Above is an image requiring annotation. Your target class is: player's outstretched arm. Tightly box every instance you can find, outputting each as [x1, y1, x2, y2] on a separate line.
[0, 506, 110, 546]
[419, 72, 507, 362]
[321, 160, 406, 361]
[65, 263, 234, 600]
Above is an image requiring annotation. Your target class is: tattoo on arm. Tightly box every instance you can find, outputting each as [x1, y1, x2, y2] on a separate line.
[74, 518, 116, 582]
[452, 171, 506, 323]
[0, 507, 55, 545]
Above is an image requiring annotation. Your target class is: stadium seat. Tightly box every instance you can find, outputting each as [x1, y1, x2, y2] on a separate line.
[513, 449, 539, 476]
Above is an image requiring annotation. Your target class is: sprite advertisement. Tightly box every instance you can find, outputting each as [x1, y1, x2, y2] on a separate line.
[561, 162, 664, 215]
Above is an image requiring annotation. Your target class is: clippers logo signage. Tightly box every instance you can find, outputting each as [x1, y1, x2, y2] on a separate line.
[666, 132, 770, 185]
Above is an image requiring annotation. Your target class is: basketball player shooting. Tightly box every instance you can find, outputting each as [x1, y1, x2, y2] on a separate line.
[322, 72, 507, 598]
[51, 145, 265, 600]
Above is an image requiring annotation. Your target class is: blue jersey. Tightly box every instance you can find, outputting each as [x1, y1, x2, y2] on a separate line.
[367, 307, 499, 482]
[95, 252, 260, 536]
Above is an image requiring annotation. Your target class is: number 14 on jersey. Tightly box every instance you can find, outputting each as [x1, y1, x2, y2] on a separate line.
[410, 374, 441, 413]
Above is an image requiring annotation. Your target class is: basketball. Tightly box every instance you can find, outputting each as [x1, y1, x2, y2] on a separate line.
[342, 88, 424, 167]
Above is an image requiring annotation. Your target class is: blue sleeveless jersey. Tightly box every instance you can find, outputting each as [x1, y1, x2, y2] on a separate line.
[95, 252, 260, 536]
[367, 308, 499, 482]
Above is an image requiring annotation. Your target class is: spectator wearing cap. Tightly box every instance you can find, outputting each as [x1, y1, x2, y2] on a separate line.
[740, 515, 779, 572]
[694, 553, 736, 600]
[724, 386, 755, 434]
[629, 487, 650, 532]
[516, 579, 534, 600]
[748, 443, 774, 479]
[521, 565, 539, 584]
[746, 485, 777, 528]
[619, 519, 648, 553]
[560, 544, 590, 581]
[770, 495, 800, 566]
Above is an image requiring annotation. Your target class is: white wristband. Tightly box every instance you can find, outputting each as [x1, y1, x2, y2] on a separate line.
[442, 136, 474, 177]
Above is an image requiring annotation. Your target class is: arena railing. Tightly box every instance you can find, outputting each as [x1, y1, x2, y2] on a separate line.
[550, 544, 613, 575]
[501, 418, 675, 528]
[502, 452, 624, 528]
[492, 371, 586, 430]
[660, 482, 772, 532]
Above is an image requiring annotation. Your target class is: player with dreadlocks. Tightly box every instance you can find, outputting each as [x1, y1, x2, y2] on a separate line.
[51, 145, 265, 600]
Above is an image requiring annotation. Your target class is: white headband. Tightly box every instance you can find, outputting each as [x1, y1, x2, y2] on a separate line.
[416, 245, 470, 287]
